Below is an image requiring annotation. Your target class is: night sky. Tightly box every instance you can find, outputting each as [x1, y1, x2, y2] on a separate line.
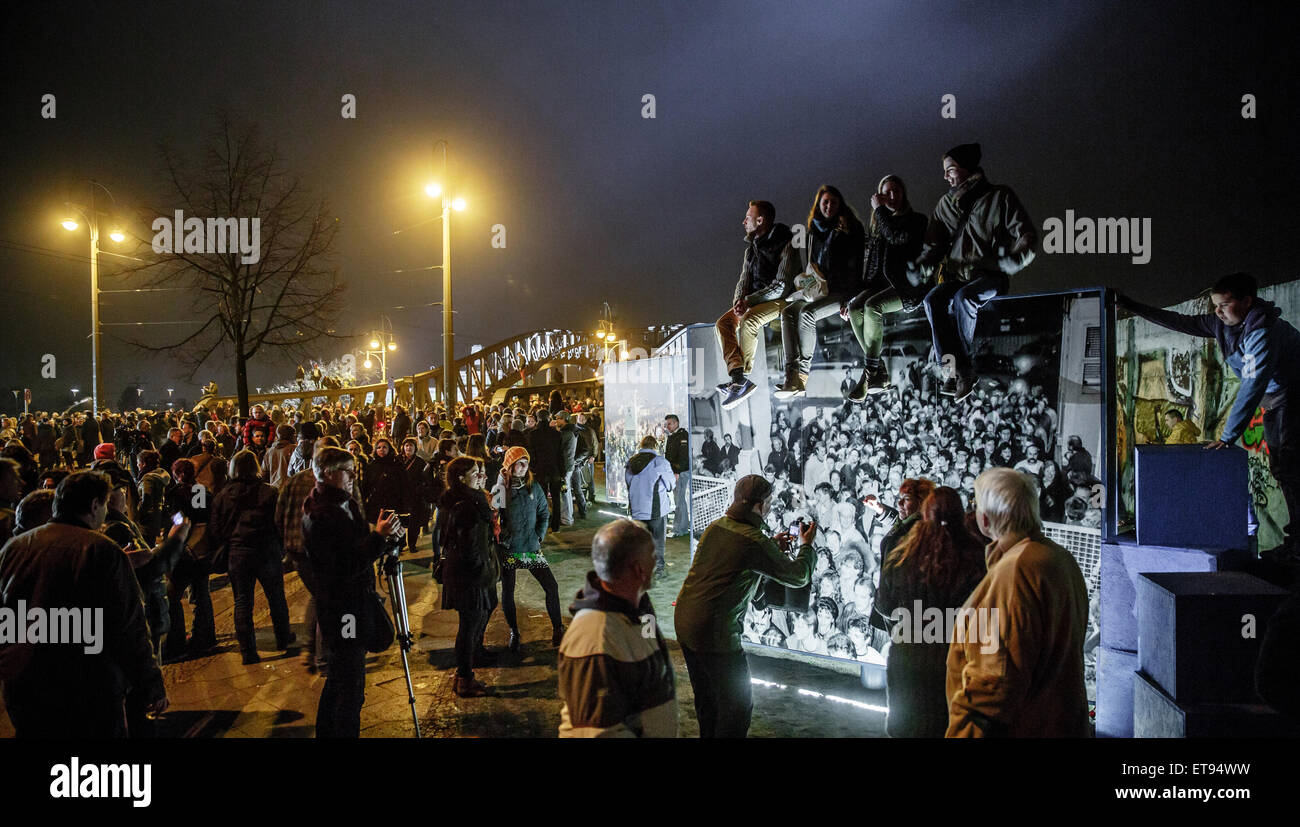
[2, 0, 1295, 413]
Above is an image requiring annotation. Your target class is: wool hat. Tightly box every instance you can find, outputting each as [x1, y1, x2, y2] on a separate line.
[297, 421, 320, 440]
[943, 142, 981, 171]
[93, 443, 115, 461]
[502, 446, 530, 472]
[725, 474, 773, 520]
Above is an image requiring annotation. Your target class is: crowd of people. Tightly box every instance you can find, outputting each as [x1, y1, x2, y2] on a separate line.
[0, 387, 606, 736]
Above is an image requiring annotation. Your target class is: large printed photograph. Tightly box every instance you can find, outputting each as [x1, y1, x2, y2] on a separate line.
[687, 292, 1106, 670]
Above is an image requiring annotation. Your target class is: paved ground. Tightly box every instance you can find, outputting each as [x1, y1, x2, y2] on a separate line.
[0, 475, 887, 738]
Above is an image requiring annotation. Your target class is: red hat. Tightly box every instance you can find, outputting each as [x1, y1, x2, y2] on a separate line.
[93, 443, 115, 461]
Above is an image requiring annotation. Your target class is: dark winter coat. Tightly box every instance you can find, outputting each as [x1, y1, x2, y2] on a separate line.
[874, 531, 985, 738]
[863, 206, 928, 302]
[528, 424, 565, 481]
[498, 478, 549, 561]
[208, 477, 281, 562]
[437, 486, 500, 611]
[806, 214, 866, 298]
[0, 518, 165, 723]
[559, 423, 579, 477]
[301, 482, 388, 611]
[733, 223, 800, 306]
[665, 428, 689, 474]
[362, 450, 409, 519]
[101, 509, 186, 645]
[402, 454, 433, 530]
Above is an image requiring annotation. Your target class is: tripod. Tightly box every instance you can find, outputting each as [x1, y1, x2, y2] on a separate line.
[381, 544, 421, 738]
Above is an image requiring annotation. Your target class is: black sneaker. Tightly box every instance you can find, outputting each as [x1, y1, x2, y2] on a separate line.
[847, 369, 869, 403]
[865, 364, 891, 395]
[721, 378, 758, 410]
[954, 372, 978, 403]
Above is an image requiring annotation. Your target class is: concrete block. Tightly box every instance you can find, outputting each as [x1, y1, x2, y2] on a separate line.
[1133, 670, 1300, 738]
[1099, 540, 1248, 652]
[1135, 445, 1248, 550]
[1137, 571, 1288, 703]
[1096, 646, 1140, 738]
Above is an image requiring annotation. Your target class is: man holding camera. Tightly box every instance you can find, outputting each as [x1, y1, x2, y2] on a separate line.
[674, 475, 816, 737]
[302, 446, 403, 738]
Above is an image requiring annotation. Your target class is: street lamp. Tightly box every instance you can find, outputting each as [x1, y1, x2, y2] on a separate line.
[360, 315, 397, 389]
[426, 140, 467, 407]
[60, 180, 126, 418]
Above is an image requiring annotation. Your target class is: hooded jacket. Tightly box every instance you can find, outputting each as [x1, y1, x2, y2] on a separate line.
[733, 223, 800, 306]
[1122, 295, 1300, 444]
[945, 529, 1089, 738]
[558, 571, 677, 738]
[624, 449, 675, 521]
[674, 511, 815, 652]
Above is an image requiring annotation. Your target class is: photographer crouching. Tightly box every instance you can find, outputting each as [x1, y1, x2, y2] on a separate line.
[302, 446, 403, 738]
[674, 474, 817, 737]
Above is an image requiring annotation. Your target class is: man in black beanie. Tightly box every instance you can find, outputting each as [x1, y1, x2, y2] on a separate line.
[674, 474, 816, 737]
[917, 143, 1037, 402]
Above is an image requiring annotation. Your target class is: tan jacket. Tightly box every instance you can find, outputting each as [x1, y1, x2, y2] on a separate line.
[945, 530, 1090, 737]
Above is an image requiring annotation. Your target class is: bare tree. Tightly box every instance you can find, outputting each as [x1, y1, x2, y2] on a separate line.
[121, 114, 345, 417]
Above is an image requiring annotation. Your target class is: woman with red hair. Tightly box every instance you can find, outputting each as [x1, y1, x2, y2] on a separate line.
[875, 486, 986, 737]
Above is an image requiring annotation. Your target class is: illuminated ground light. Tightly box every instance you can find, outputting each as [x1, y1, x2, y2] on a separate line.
[751, 677, 889, 714]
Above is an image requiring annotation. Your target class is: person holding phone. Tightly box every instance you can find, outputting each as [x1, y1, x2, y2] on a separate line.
[674, 475, 817, 738]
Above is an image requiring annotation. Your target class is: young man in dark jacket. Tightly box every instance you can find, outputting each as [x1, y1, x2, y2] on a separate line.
[528, 409, 566, 532]
[1119, 272, 1300, 559]
[664, 414, 690, 537]
[917, 143, 1037, 402]
[302, 446, 402, 737]
[715, 200, 801, 409]
[674, 475, 816, 737]
[555, 411, 584, 521]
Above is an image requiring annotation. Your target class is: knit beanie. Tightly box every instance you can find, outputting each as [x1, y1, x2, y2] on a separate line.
[502, 446, 530, 473]
[943, 142, 981, 172]
[93, 443, 115, 461]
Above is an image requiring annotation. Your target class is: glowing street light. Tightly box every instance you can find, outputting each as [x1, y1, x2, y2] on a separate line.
[59, 180, 127, 417]
[426, 140, 469, 405]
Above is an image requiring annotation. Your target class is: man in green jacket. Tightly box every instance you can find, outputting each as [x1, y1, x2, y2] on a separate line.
[674, 474, 817, 737]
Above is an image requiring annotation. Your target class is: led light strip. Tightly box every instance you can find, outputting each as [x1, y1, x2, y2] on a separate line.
[751, 677, 889, 714]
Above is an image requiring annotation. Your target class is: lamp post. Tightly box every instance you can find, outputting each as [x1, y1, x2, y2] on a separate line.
[60, 180, 125, 418]
[426, 141, 467, 407]
[361, 315, 398, 397]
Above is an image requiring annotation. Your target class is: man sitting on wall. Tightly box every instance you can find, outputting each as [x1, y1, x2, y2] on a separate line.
[714, 200, 801, 410]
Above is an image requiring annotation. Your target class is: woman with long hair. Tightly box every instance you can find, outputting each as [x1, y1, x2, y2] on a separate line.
[875, 486, 986, 737]
[362, 436, 408, 527]
[414, 420, 438, 462]
[438, 456, 501, 697]
[776, 184, 866, 398]
[846, 175, 929, 401]
[489, 447, 564, 651]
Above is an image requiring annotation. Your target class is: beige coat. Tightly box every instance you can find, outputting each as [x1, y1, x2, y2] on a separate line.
[945, 530, 1090, 737]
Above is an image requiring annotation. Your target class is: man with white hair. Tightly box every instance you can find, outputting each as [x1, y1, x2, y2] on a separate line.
[946, 467, 1089, 737]
[557, 518, 677, 737]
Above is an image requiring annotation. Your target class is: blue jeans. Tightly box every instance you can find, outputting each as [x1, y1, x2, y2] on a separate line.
[922, 271, 1008, 373]
[671, 470, 691, 536]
